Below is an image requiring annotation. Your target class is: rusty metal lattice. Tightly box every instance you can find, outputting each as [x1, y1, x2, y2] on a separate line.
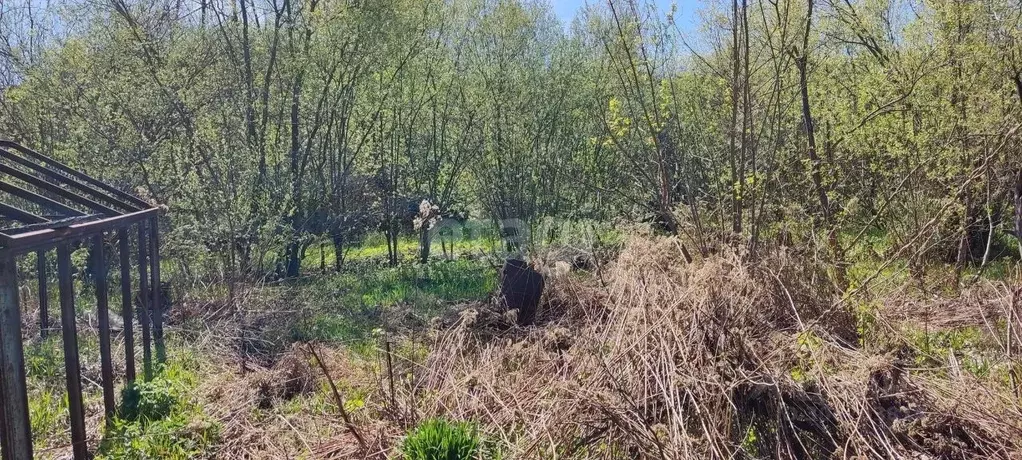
[0, 140, 164, 460]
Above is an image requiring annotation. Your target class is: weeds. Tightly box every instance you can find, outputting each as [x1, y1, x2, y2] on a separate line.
[27, 234, 1022, 459]
[406, 236, 1022, 459]
[118, 379, 178, 423]
[28, 389, 68, 450]
[400, 418, 480, 460]
[98, 361, 219, 459]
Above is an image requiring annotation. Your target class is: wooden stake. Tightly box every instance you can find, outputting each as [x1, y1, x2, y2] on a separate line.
[385, 340, 396, 410]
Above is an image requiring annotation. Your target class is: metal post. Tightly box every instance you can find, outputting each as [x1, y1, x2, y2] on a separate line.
[0, 254, 32, 459]
[137, 221, 152, 380]
[93, 235, 115, 421]
[37, 249, 48, 338]
[0, 374, 8, 460]
[57, 244, 88, 460]
[150, 216, 164, 364]
[385, 340, 396, 410]
[118, 228, 136, 383]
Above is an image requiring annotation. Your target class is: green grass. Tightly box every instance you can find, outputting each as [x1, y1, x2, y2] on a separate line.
[962, 258, 1020, 281]
[401, 418, 481, 460]
[25, 335, 102, 452]
[293, 259, 497, 345]
[22, 329, 219, 459]
[301, 229, 501, 272]
[288, 221, 622, 348]
[901, 324, 1022, 392]
[299, 218, 620, 272]
[97, 353, 220, 459]
[28, 386, 69, 452]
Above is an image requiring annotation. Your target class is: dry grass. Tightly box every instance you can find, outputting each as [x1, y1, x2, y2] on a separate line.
[389, 236, 1022, 459]
[197, 340, 391, 459]
[179, 235, 1022, 459]
[879, 283, 1014, 330]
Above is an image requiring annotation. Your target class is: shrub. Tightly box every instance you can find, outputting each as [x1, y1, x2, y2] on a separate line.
[100, 363, 220, 459]
[401, 418, 480, 460]
[119, 378, 178, 423]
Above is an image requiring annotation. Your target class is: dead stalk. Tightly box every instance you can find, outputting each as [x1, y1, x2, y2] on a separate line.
[305, 342, 368, 451]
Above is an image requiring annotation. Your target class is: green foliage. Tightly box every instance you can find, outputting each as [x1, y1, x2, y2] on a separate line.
[28, 388, 68, 449]
[4, 0, 1020, 290]
[98, 362, 219, 459]
[24, 336, 105, 450]
[790, 330, 828, 382]
[907, 326, 999, 380]
[401, 418, 480, 460]
[302, 228, 500, 270]
[855, 301, 883, 351]
[98, 413, 219, 460]
[119, 379, 179, 424]
[23, 338, 64, 386]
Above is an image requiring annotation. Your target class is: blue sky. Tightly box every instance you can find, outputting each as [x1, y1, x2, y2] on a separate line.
[549, 0, 701, 31]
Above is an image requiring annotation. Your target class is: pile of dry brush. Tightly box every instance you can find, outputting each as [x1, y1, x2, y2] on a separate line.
[400, 236, 1022, 459]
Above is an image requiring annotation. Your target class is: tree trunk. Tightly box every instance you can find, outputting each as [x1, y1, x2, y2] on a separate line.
[1014, 72, 1022, 259]
[386, 223, 399, 266]
[319, 241, 326, 274]
[331, 232, 344, 273]
[385, 228, 393, 265]
[728, 0, 742, 236]
[955, 192, 973, 282]
[797, 0, 847, 292]
[418, 227, 430, 264]
[797, 65, 829, 224]
[237, 237, 252, 278]
[1014, 169, 1022, 259]
[284, 241, 301, 278]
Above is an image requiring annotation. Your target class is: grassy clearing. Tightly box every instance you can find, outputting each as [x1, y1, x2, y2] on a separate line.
[293, 259, 497, 345]
[299, 218, 623, 271]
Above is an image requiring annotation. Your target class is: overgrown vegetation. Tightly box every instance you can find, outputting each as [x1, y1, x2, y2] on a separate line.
[14, 231, 1022, 458]
[3, 0, 1022, 458]
[7, 0, 1020, 285]
[406, 237, 1022, 458]
[98, 361, 219, 459]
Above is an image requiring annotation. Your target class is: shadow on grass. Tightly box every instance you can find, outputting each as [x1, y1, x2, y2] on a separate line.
[252, 259, 497, 353]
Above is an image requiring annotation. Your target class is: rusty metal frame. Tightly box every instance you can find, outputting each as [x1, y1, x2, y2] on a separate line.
[0, 140, 164, 460]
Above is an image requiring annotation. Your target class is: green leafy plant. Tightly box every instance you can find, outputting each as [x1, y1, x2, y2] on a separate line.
[99, 411, 219, 460]
[401, 418, 480, 460]
[119, 378, 178, 424]
[99, 362, 219, 459]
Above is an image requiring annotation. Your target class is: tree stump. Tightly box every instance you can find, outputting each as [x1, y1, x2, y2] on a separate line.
[499, 259, 544, 326]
